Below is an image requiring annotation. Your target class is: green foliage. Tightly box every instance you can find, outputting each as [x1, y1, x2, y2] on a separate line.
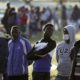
[29, 29, 63, 44]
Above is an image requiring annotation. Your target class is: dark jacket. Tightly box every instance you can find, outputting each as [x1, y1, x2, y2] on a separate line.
[0, 37, 9, 73]
[27, 37, 56, 72]
[70, 40, 80, 80]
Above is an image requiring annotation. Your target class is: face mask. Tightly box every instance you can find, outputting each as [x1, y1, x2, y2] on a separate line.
[63, 34, 69, 40]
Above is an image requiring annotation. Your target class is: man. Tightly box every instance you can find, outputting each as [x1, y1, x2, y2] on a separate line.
[27, 23, 56, 80]
[55, 25, 76, 80]
[1, 2, 11, 34]
[7, 26, 32, 80]
[70, 40, 80, 80]
[0, 25, 9, 80]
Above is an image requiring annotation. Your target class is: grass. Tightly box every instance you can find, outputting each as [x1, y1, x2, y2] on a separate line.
[30, 29, 63, 44]
[75, 32, 80, 40]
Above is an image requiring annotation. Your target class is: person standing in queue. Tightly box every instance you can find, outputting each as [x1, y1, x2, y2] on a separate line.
[7, 25, 32, 80]
[27, 24, 56, 80]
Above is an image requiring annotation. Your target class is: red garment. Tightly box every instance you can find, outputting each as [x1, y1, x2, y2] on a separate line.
[20, 14, 28, 25]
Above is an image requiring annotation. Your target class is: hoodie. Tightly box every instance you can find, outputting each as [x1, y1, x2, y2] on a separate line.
[56, 25, 76, 76]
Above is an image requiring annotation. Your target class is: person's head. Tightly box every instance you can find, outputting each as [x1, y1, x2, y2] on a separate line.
[63, 25, 76, 46]
[6, 2, 10, 8]
[10, 26, 20, 40]
[43, 24, 54, 38]
[63, 28, 70, 44]
[10, 7, 15, 13]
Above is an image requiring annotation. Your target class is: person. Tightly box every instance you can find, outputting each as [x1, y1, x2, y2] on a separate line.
[7, 7, 18, 34]
[1, 2, 11, 34]
[7, 26, 32, 80]
[53, 7, 60, 30]
[0, 25, 9, 80]
[27, 23, 56, 80]
[55, 25, 76, 80]
[61, 4, 67, 28]
[69, 40, 80, 80]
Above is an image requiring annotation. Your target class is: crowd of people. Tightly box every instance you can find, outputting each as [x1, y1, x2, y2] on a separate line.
[1, 2, 80, 38]
[1, 2, 52, 38]
[0, 2, 80, 80]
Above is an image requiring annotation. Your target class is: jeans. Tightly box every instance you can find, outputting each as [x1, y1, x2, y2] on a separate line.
[55, 75, 69, 80]
[32, 71, 50, 80]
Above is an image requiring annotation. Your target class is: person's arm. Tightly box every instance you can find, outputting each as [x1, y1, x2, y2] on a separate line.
[70, 46, 76, 61]
[70, 43, 80, 61]
[27, 46, 42, 60]
[33, 41, 56, 57]
[27, 40, 56, 60]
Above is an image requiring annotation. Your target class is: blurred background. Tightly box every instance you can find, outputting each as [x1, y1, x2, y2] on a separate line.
[0, 0, 80, 80]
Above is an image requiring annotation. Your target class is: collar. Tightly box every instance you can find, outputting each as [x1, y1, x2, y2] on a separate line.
[12, 36, 21, 42]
